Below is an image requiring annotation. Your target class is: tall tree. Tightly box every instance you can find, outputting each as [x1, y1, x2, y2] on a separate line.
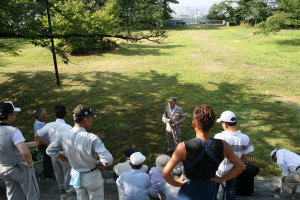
[256, 0, 300, 33]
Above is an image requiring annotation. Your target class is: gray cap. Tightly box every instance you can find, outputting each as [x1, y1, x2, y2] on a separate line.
[155, 155, 170, 171]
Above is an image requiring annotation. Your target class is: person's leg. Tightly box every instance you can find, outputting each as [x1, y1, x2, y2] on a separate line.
[214, 182, 226, 200]
[4, 164, 40, 200]
[51, 157, 65, 191]
[60, 160, 73, 192]
[173, 127, 181, 147]
[4, 178, 26, 200]
[75, 187, 89, 200]
[83, 170, 104, 200]
[281, 170, 300, 198]
[167, 131, 174, 151]
[225, 178, 236, 200]
[40, 146, 53, 178]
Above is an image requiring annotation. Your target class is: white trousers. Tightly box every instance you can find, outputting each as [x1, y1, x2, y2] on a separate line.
[51, 157, 72, 191]
[75, 169, 104, 200]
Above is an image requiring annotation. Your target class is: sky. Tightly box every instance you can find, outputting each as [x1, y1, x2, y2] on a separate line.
[171, 0, 223, 9]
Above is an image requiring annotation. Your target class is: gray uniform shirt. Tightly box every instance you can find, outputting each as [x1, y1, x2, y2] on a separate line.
[0, 125, 25, 166]
[47, 126, 113, 172]
[163, 105, 185, 131]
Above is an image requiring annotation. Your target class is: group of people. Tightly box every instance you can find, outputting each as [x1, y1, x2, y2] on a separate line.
[0, 98, 299, 200]
[0, 101, 113, 200]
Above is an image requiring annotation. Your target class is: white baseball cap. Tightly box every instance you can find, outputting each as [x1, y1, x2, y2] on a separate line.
[270, 149, 278, 157]
[217, 111, 236, 123]
[130, 152, 146, 165]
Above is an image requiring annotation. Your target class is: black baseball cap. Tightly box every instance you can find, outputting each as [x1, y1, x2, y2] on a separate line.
[73, 104, 96, 118]
[0, 101, 21, 119]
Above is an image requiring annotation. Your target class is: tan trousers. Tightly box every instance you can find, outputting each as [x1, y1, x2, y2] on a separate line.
[75, 169, 104, 200]
[166, 126, 181, 151]
[281, 168, 300, 198]
[51, 157, 72, 191]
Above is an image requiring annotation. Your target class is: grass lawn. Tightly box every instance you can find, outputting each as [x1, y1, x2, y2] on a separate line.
[0, 26, 299, 175]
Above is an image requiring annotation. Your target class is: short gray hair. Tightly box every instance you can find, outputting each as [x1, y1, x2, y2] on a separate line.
[34, 108, 46, 119]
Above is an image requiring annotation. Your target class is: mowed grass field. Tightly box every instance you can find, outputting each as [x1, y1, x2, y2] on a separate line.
[0, 26, 299, 175]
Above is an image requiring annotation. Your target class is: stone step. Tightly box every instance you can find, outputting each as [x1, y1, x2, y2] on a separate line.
[1, 170, 299, 200]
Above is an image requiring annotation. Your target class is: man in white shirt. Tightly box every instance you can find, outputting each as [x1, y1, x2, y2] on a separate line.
[117, 152, 151, 200]
[113, 148, 148, 178]
[47, 104, 113, 200]
[113, 148, 148, 200]
[271, 149, 300, 198]
[35, 104, 72, 193]
[214, 111, 254, 200]
[162, 97, 185, 153]
[0, 101, 40, 200]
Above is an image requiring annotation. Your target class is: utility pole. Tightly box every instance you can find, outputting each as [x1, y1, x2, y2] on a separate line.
[45, 0, 60, 86]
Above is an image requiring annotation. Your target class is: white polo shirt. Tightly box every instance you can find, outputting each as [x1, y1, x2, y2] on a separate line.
[37, 118, 71, 142]
[276, 149, 300, 177]
[215, 130, 254, 176]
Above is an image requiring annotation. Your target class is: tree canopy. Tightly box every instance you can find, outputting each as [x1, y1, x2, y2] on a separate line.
[207, 0, 300, 32]
[0, 0, 178, 61]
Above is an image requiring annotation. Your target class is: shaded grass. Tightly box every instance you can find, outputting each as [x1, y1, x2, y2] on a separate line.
[0, 26, 299, 175]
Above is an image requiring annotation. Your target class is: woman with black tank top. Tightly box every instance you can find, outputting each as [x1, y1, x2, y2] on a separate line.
[162, 105, 245, 200]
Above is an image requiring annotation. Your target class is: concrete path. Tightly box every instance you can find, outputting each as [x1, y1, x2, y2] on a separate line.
[0, 166, 299, 200]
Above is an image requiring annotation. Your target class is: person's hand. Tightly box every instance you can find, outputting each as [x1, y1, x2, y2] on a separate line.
[34, 134, 40, 140]
[96, 163, 107, 170]
[211, 176, 224, 183]
[177, 176, 188, 187]
[281, 176, 286, 182]
[57, 155, 69, 163]
[171, 123, 175, 127]
[175, 121, 180, 125]
[274, 187, 281, 193]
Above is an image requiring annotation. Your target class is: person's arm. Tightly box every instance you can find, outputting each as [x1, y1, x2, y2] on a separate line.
[241, 154, 248, 164]
[15, 142, 33, 166]
[276, 151, 289, 177]
[35, 134, 50, 145]
[162, 114, 170, 123]
[46, 137, 62, 158]
[179, 108, 185, 123]
[241, 137, 254, 164]
[162, 142, 188, 187]
[211, 141, 245, 183]
[94, 137, 113, 166]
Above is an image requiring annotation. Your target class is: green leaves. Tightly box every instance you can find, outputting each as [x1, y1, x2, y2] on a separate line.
[1, 0, 176, 60]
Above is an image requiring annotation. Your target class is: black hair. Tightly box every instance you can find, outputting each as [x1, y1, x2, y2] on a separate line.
[225, 120, 237, 126]
[55, 104, 66, 119]
[74, 116, 85, 124]
[131, 164, 143, 169]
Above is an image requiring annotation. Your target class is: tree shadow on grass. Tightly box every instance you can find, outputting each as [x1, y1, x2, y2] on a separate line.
[0, 70, 299, 175]
[112, 44, 184, 56]
[166, 25, 222, 31]
[275, 39, 300, 47]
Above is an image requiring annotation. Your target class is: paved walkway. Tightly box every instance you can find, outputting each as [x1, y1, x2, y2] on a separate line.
[0, 166, 299, 200]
